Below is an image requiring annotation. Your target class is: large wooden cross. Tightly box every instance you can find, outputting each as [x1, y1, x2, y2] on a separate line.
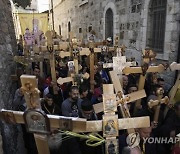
[0, 75, 150, 154]
[163, 62, 180, 118]
[122, 49, 166, 113]
[93, 71, 146, 134]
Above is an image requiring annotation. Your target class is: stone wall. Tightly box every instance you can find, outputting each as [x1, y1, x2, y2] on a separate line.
[53, 0, 180, 87]
[0, 0, 25, 153]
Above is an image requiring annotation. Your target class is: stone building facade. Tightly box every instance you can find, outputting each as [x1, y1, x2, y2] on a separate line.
[52, 0, 180, 86]
[0, 0, 25, 153]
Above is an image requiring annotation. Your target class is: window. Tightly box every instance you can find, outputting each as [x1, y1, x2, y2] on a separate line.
[147, 0, 167, 53]
[68, 22, 71, 32]
[88, 26, 92, 32]
[105, 8, 113, 44]
[79, 28, 82, 33]
[59, 25, 61, 35]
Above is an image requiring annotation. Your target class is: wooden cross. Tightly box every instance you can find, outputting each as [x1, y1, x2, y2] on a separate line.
[94, 71, 146, 134]
[164, 73, 180, 118]
[86, 38, 105, 91]
[103, 36, 136, 87]
[142, 49, 156, 64]
[103, 46, 136, 85]
[57, 35, 105, 90]
[57, 37, 91, 86]
[147, 87, 169, 125]
[169, 62, 180, 72]
[123, 49, 167, 113]
[14, 30, 66, 94]
[0, 75, 150, 154]
[83, 34, 122, 91]
[45, 30, 62, 94]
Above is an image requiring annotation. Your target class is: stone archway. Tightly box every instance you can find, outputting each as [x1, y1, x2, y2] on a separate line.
[103, 2, 118, 43]
[105, 8, 113, 43]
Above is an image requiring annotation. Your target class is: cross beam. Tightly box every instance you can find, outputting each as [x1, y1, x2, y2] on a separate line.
[0, 75, 150, 154]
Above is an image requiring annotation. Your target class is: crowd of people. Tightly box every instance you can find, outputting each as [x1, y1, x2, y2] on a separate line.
[13, 52, 180, 154]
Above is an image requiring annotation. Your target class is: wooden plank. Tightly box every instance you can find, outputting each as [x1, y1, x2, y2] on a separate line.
[49, 53, 58, 94]
[34, 134, 50, 154]
[84, 116, 150, 132]
[103, 84, 114, 94]
[90, 53, 95, 91]
[123, 67, 142, 75]
[169, 74, 180, 103]
[93, 103, 103, 113]
[74, 59, 79, 75]
[109, 71, 123, 93]
[57, 77, 73, 85]
[127, 89, 146, 103]
[93, 90, 146, 114]
[0, 110, 149, 132]
[170, 62, 180, 71]
[80, 48, 90, 56]
[134, 75, 146, 113]
[147, 64, 165, 73]
[123, 64, 165, 75]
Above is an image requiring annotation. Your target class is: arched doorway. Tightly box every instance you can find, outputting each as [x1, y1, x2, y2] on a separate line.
[68, 21, 71, 32]
[105, 8, 113, 44]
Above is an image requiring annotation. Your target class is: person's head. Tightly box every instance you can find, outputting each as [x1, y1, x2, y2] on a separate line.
[97, 62, 103, 71]
[79, 85, 89, 98]
[147, 72, 158, 85]
[137, 127, 152, 139]
[151, 84, 162, 96]
[69, 86, 79, 102]
[174, 101, 180, 119]
[33, 65, 40, 78]
[123, 75, 128, 88]
[25, 28, 30, 33]
[45, 93, 54, 106]
[127, 84, 138, 94]
[94, 65, 98, 74]
[81, 99, 94, 120]
[157, 77, 165, 88]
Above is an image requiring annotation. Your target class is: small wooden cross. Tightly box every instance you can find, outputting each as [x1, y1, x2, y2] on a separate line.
[142, 49, 156, 64]
[169, 62, 180, 72]
[147, 87, 169, 125]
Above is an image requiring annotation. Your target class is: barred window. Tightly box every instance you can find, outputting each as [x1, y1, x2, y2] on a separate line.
[147, 0, 167, 53]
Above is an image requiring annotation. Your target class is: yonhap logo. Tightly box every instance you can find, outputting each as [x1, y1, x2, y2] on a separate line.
[126, 132, 140, 148]
[126, 133, 180, 147]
